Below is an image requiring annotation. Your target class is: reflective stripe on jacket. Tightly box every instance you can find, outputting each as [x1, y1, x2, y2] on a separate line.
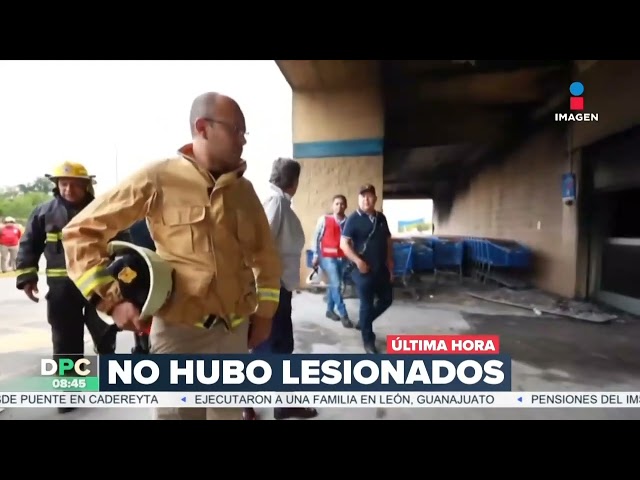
[16, 196, 130, 290]
[15, 197, 76, 289]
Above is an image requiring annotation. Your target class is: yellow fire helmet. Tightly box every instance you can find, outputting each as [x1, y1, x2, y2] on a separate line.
[104, 240, 175, 320]
[46, 161, 97, 185]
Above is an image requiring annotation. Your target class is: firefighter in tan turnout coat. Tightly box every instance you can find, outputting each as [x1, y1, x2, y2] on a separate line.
[61, 92, 282, 421]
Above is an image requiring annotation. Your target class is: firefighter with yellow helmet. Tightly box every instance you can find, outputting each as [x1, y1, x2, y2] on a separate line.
[15, 161, 128, 413]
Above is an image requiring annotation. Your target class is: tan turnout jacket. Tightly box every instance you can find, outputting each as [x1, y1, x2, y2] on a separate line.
[61, 144, 282, 327]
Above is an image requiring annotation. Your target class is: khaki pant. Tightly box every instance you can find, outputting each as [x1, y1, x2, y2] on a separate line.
[150, 317, 249, 420]
[0, 245, 18, 272]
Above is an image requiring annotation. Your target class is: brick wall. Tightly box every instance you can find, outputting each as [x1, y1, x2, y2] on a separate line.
[291, 87, 384, 287]
[435, 125, 580, 297]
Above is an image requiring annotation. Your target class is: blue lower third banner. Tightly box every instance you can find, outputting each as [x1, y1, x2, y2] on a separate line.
[98, 354, 512, 392]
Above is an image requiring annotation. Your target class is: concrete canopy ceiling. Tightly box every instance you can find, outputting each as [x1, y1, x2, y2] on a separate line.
[381, 60, 573, 198]
[276, 60, 600, 199]
[275, 60, 380, 91]
[382, 60, 571, 148]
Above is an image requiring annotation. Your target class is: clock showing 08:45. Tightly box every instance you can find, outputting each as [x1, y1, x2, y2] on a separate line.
[51, 378, 87, 389]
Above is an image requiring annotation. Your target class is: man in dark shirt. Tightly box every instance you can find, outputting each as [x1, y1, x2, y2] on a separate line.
[340, 184, 394, 353]
[129, 219, 155, 251]
[127, 219, 155, 353]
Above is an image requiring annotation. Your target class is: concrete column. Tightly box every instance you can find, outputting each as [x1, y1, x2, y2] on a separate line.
[291, 87, 384, 286]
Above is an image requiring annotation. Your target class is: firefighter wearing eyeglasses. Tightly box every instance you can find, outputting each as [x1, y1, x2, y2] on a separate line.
[60, 92, 283, 421]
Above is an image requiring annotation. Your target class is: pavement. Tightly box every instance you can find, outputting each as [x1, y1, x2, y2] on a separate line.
[2, 274, 640, 420]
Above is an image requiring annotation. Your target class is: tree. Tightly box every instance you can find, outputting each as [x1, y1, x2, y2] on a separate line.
[0, 176, 53, 222]
[17, 176, 52, 194]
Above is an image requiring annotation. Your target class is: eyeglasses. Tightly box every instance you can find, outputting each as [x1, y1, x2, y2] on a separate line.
[203, 117, 248, 137]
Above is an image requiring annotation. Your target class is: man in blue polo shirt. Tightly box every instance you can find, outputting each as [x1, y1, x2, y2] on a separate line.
[127, 219, 155, 354]
[129, 219, 155, 251]
[340, 184, 394, 354]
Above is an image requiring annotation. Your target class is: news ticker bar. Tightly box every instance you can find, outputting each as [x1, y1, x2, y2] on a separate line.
[2, 392, 640, 409]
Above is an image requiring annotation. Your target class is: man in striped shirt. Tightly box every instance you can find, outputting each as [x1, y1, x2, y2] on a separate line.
[311, 194, 352, 328]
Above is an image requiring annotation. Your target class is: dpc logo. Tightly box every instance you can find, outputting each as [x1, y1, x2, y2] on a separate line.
[555, 81, 598, 123]
[40, 356, 98, 377]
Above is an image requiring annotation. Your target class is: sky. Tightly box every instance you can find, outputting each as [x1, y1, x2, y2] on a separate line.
[0, 60, 292, 201]
[384, 199, 433, 233]
[0, 60, 431, 224]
